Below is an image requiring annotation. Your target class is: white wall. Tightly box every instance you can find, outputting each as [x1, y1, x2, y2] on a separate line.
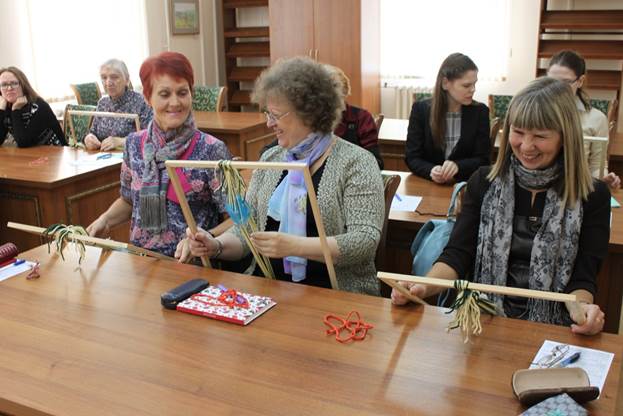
[144, 0, 220, 86]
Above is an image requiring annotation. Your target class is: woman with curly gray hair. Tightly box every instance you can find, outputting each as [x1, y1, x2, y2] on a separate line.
[184, 57, 385, 295]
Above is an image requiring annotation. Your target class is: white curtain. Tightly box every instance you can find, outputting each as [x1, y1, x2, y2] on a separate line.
[381, 0, 511, 87]
[25, 0, 148, 98]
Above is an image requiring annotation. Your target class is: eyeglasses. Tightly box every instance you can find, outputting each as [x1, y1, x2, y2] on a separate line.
[0, 81, 20, 90]
[263, 110, 290, 123]
[533, 344, 570, 368]
[560, 77, 579, 85]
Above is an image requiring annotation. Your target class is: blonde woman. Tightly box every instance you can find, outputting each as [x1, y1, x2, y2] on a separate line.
[393, 77, 609, 335]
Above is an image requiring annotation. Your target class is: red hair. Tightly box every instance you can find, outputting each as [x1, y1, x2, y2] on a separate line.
[139, 51, 194, 100]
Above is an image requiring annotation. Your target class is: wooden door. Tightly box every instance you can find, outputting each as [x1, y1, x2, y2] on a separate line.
[269, 0, 315, 62]
[313, 0, 362, 104]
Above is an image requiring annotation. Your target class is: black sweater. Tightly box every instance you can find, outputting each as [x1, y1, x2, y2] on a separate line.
[0, 97, 66, 147]
[405, 99, 490, 181]
[437, 167, 611, 296]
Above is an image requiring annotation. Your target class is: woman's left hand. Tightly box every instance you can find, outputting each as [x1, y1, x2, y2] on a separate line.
[570, 303, 605, 335]
[12, 96, 27, 110]
[100, 136, 123, 151]
[250, 231, 299, 258]
[602, 171, 621, 190]
[439, 160, 458, 183]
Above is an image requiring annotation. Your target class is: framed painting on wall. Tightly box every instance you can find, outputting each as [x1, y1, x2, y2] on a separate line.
[170, 0, 200, 35]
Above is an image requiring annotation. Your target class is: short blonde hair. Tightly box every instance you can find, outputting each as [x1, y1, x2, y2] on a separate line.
[490, 77, 593, 207]
[325, 64, 350, 97]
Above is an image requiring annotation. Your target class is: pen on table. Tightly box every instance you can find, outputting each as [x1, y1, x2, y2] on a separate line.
[394, 193, 403, 202]
[97, 153, 113, 160]
[0, 258, 25, 270]
[554, 351, 581, 368]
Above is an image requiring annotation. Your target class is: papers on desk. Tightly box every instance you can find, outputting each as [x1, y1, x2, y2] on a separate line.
[69, 152, 123, 167]
[391, 193, 422, 212]
[530, 340, 614, 395]
[0, 260, 37, 282]
[611, 197, 620, 208]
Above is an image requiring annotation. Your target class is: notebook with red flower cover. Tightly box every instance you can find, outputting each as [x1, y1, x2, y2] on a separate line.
[176, 285, 276, 325]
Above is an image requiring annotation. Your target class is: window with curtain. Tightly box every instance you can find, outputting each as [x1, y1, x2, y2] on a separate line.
[25, 0, 148, 99]
[381, 0, 510, 86]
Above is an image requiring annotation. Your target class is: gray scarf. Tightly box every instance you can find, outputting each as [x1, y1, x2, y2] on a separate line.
[474, 156, 583, 324]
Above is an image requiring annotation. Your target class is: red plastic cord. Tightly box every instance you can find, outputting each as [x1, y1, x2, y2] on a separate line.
[323, 311, 373, 343]
[189, 288, 249, 309]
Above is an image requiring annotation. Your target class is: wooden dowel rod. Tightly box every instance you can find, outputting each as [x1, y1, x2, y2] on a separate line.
[377, 272, 578, 303]
[7, 222, 172, 261]
[68, 110, 140, 120]
[165, 160, 307, 170]
[165, 167, 212, 268]
[302, 167, 338, 290]
[379, 278, 427, 306]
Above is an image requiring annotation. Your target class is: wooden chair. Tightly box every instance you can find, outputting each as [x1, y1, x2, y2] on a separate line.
[374, 113, 385, 131]
[488, 94, 513, 120]
[192, 86, 227, 112]
[590, 98, 618, 124]
[412, 92, 432, 104]
[63, 104, 96, 145]
[377, 173, 401, 297]
[489, 116, 503, 161]
[70, 82, 102, 106]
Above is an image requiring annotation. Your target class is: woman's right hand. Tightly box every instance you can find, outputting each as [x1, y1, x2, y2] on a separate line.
[84, 134, 102, 150]
[186, 228, 220, 258]
[391, 281, 427, 305]
[86, 216, 110, 238]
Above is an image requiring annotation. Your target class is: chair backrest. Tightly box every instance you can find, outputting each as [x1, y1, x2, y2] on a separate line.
[70, 82, 102, 106]
[374, 113, 385, 131]
[488, 94, 513, 120]
[489, 116, 503, 160]
[412, 92, 432, 104]
[192, 86, 227, 112]
[63, 104, 97, 146]
[376, 173, 401, 285]
[590, 98, 618, 124]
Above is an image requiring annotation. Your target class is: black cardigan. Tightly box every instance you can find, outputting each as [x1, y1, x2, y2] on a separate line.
[0, 97, 66, 147]
[405, 99, 490, 181]
[437, 167, 611, 296]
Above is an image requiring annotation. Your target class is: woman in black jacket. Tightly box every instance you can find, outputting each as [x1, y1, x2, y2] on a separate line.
[405, 53, 490, 184]
[0, 66, 66, 147]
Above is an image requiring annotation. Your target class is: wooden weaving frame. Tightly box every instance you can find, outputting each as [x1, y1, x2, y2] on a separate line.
[378, 272, 586, 324]
[67, 109, 141, 146]
[164, 160, 339, 290]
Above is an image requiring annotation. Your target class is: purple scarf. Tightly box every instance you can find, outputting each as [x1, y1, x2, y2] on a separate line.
[267, 132, 333, 281]
[139, 114, 196, 232]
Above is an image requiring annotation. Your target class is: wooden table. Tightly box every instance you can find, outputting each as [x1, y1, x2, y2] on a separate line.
[194, 111, 275, 161]
[378, 118, 408, 171]
[384, 171, 623, 334]
[609, 132, 623, 178]
[0, 146, 128, 251]
[0, 245, 621, 415]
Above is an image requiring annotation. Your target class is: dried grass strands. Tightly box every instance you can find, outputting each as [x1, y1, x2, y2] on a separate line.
[218, 161, 275, 279]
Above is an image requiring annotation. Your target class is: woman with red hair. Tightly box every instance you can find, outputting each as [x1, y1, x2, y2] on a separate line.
[87, 52, 231, 257]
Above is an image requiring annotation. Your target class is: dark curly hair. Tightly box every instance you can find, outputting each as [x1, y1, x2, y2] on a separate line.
[252, 57, 344, 134]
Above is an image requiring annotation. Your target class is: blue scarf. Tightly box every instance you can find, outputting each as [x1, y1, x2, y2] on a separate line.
[267, 132, 332, 281]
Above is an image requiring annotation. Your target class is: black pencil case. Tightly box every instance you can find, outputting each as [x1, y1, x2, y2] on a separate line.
[161, 278, 209, 310]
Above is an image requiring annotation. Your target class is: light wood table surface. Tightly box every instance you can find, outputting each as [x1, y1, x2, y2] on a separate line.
[0, 244, 621, 415]
[0, 146, 128, 251]
[384, 170, 623, 334]
[378, 118, 408, 171]
[194, 111, 275, 161]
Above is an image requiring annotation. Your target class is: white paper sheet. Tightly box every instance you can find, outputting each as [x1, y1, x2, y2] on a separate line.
[390, 193, 422, 212]
[530, 339, 614, 395]
[69, 152, 123, 167]
[0, 260, 37, 282]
